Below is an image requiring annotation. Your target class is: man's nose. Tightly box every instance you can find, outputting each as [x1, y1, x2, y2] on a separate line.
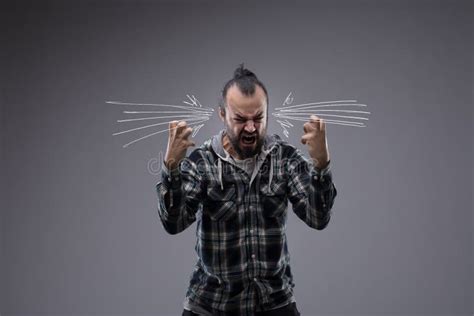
[244, 120, 256, 133]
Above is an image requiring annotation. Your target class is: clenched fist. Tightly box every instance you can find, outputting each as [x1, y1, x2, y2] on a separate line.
[164, 120, 195, 170]
[301, 115, 330, 170]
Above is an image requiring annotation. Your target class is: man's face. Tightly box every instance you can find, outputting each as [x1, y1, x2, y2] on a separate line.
[219, 84, 268, 159]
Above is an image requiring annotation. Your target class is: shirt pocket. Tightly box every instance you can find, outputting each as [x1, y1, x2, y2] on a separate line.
[204, 184, 237, 221]
[259, 180, 288, 218]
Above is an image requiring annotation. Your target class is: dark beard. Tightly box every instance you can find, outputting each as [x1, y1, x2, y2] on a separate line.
[225, 127, 264, 159]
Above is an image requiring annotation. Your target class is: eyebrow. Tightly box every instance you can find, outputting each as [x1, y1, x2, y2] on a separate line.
[234, 111, 264, 119]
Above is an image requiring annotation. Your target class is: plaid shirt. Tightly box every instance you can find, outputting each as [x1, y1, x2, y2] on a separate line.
[156, 130, 337, 315]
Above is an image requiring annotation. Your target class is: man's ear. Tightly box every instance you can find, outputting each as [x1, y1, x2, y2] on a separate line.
[218, 107, 225, 121]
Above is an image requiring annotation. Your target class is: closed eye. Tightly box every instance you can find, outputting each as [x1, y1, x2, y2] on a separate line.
[234, 115, 263, 123]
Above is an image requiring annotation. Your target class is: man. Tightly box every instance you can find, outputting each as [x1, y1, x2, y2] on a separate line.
[156, 65, 337, 315]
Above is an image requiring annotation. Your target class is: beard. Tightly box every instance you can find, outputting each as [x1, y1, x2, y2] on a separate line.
[225, 125, 265, 159]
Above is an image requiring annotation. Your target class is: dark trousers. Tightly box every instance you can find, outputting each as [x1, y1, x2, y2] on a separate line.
[182, 302, 301, 316]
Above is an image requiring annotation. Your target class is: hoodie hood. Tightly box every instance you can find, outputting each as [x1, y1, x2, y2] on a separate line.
[209, 129, 280, 190]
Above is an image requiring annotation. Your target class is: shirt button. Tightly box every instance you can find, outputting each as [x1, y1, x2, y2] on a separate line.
[313, 175, 319, 181]
[253, 277, 258, 282]
[249, 229, 254, 234]
[323, 204, 327, 207]
[251, 254, 256, 259]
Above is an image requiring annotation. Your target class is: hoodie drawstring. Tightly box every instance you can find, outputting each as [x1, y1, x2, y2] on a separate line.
[268, 152, 273, 193]
[217, 159, 224, 190]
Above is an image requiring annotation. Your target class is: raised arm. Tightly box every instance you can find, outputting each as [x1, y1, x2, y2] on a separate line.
[287, 115, 337, 230]
[155, 120, 202, 235]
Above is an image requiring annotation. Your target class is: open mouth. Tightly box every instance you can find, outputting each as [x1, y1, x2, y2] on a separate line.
[241, 135, 256, 145]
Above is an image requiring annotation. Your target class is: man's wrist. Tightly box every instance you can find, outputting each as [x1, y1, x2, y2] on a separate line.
[310, 157, 329, 170]
[164, 158, 179, 171]
[315, 161, 329, 171]
[162, 161, 181, 186]
[312, 159, 331, 176]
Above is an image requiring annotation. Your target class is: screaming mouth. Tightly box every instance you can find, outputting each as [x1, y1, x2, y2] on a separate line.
[241, 135, 256, 144]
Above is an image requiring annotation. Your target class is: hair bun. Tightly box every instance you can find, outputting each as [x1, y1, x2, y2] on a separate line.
[233, 63, 257, 79]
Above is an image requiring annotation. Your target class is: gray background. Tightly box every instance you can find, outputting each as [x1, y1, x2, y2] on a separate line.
[1, 0, 472, 315]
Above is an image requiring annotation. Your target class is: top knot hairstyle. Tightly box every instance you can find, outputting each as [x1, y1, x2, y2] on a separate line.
[220, 63, 269, 114]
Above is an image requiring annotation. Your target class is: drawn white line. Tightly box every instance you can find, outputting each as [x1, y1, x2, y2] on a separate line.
[276, 119, 294, 138]
[117, 114, 210, 123]
[274, 113, 369, 121]
[276, 119, 294, 128]
[106, 101, 213, 113]
[283, 92, 294, 106]
[276, 103, 367, 111]
[276, 109, 371, 114]
[192, 124, 205, 137]
[183, 94, 203, 108]
[122, 118, 210, 148]
[123, 110, 213, 114]
[112, 116, 210, 136]
[274, 115, 366, 127]
[275, 100, 358, 110]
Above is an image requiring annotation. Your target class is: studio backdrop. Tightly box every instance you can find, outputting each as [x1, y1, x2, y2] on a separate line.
[1, 0, 472, 315]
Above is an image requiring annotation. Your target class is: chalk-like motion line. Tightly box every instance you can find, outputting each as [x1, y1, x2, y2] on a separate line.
[117, 114, 210, 123]
[274, 113, 369, 121]
[273, 114, 366, 127]
[274, 100, 359, 111]
[106, 101, 213, 113]
[277, 109, 371, 114]
[123, 110, 213, 114]
[121, 118, 210, 148]
[113, 116, 210, 136]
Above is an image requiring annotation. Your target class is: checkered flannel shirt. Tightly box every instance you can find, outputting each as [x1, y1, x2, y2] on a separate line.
[156, 131, 337, 315]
